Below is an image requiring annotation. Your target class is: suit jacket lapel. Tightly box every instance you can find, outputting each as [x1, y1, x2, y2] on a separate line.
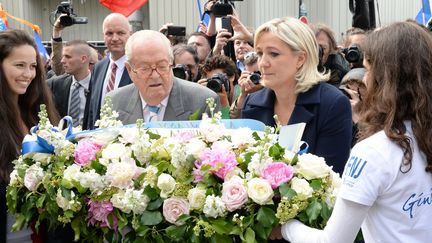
[164, 78, 186, 120]
[288, 84, 322, 125]
[58, 76, 73, 117]
[123, 86, 143, 124]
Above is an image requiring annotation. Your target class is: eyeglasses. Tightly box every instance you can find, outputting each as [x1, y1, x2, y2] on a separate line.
[128, 62, 172, 77]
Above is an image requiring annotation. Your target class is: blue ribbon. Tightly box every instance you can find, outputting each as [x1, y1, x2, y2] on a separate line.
[297, 141, 309, 155]
[21, 116, 74, 155]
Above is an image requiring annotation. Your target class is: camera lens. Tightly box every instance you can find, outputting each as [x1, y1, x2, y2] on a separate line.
[250, 71, 261, 85]
[173, 67, 187, 80]
[207, 78, 223, 93]
[59, 15, 74, 27]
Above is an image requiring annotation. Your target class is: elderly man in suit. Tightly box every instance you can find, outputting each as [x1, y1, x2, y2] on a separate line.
[84, 13, 133, 129]
[48, 40, 92, 127]
[108, 30, 220, 124]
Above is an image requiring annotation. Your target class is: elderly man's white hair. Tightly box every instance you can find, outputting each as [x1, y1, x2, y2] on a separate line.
[125, 30, 173, 62]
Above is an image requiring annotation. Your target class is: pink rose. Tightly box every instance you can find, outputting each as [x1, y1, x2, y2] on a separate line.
[163, 198, 190, 225]
[87, 200, 117, 229]
[221, 177, 248, 211]
[198, 143, 238, 179]
[74, 139, 103, 166]
[261, 162, 294, 189]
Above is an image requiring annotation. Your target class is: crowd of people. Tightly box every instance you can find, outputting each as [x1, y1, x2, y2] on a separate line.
[1, 0, 431, 242]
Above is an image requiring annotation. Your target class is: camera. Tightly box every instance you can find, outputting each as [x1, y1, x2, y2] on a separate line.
[173, 64, 192, 81]
[210, 0, 243, 17]
[206, 73, 230, 93]
[249, 71, 261, 85]
[56, 1, 88, 27]
[342, 44, 362, 63]
[167, 26, 186, 36]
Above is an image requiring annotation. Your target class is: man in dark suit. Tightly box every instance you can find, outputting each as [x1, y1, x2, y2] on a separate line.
[108, 30, 220, 125]
[84, 13, 132, 130]
[48, 40, 92, 127]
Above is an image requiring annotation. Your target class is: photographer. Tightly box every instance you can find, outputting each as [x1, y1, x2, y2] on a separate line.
[342, 27, 366, 69]
[230, 51, 263, 118]
[198, 55, 239, 118]
[172, 44, 200, 82]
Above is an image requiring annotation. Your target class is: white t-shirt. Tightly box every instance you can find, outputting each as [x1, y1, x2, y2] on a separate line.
[340, 122, 432, 242]
[282, 122, 432, 243]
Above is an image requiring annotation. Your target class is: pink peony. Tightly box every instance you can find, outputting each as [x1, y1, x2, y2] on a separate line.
[198, 143, 238, 180]
[193, 160, 204, 182]
[74, 139, 103, 166]
[87, 200, 117, 229]
[221, 177, 248, 211]
[175, 131, 195, 142]
[162, 197, 190, 225]
[261, 162, 294, 189]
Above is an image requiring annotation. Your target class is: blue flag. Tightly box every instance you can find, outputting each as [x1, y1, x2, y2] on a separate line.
[196, 0, 210, 32]
[0, 18, 7, 31]
[416, 0, 432, 26]
[33, 31, 49, 60]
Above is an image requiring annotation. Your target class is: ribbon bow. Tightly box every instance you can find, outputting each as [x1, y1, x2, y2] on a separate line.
[22, 116, 74, 155]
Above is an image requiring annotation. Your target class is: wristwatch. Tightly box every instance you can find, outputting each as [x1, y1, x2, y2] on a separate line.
[52, 36, 62, 42]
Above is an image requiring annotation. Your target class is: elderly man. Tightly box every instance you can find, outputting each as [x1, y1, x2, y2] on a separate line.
[108, 30, 220, 125]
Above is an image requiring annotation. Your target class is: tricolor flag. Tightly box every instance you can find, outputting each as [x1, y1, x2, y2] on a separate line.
[99, 0, 149, 17]
[33, 31, 49, 60]
[0, 17, 7, 31]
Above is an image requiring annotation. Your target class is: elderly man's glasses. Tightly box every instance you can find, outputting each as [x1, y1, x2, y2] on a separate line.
[128, 62, 172, 77]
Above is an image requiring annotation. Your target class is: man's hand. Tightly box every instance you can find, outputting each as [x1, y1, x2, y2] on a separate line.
[213, 29, 232, 55]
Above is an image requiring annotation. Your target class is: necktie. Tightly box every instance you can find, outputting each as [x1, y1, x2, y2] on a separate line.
[147, 105, 160, 122]
[69, 82, 81, 127]
[106, 62, 117, 93]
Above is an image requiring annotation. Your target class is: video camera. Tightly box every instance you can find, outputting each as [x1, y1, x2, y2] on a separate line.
[207, 73, 230, 93]
[209, 0, 243, 17]
[342, 44, 362, 64]
[56, 1, 88, 27]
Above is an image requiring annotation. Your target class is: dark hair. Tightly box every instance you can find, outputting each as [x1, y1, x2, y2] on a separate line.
[200, 54, 238, 81]
[360, 22, 432, 174]
[173, 44, 199, 65]
[187, 32, 211, 48]
[309, 23, 338, 53]
[0, 29, 59, 182]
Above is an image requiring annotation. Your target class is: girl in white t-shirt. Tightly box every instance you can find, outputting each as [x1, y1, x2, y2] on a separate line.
[274, 21, 432, 242]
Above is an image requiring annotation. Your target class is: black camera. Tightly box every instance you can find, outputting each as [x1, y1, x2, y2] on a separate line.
[56, 1, 88, 27]
[206, 73, 230, 93]
[249, 71, 261, 85]
[342, 44, 362, 63]
[173, 64, 192, 81]
[210, 0, 243, 17]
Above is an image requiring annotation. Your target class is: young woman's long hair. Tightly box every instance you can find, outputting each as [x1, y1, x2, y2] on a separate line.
[0, 29, 59, 182]
[360, 22, 432, 174]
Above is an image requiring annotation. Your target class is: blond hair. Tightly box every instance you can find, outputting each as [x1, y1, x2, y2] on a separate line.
[254, 17, 329, 93]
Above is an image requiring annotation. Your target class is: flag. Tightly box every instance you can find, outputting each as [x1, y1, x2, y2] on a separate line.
[99, 0, 149, 17]
[33, 31, 49, 61]
[416, 0, 432, 26]
[0, 18, 7, 31]
[196, 0, 210, 32]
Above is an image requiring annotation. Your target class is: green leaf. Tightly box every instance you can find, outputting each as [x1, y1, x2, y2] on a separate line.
[210, 233, 232, 243]
[71, 217, 81, 242]
[61, 179, 73, 189]
[279, 183, 297, 200]
[211, 219, 230, 234]
[244, 228, 256, 243]
[155, 160, 170, 173]
[140, 210, 163, 225]
[176, 214, 192, 225]
[320, 201, 332, 223]
[252, 224, 267, 240]
[136, 225, 150, 237]
[144, 186, 159, 200]
[36, 194, 46, 208]
[165, 224, 187, 239]
[306, 199, 322, 224]
[269, 144, 284, 160]
[188, 108, 201, 120]
[257, 207, 276, 226]
[91, 159, 106, 174]
[146, 198, 163, 211]
[310, 179, 322, 191]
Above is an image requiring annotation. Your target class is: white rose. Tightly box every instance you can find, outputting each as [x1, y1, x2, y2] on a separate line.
[119, 128, 139, 144]
[76, 169, 106, 193]
[106, 158, 138, 189]
[111, 189, 149, 214]
[91, 130, 120, 146]
[63, 164, 81, 182]
[290, 177, 313, 200]
[247, 178, 274, 205]
[102, 143, 129, 160]
[185, 138, 207, 158]
[32, 153, 53, 165]
[24, 163, 44, 192]
[9, 170, 20, 186]
[157, 173, 176, 198]
[296, 153, 332, 180]
[203, 195, 227, 218]
[230, 128, 256, 147]
[187, 187, 207, 210]
[199, 122, 225, 142]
